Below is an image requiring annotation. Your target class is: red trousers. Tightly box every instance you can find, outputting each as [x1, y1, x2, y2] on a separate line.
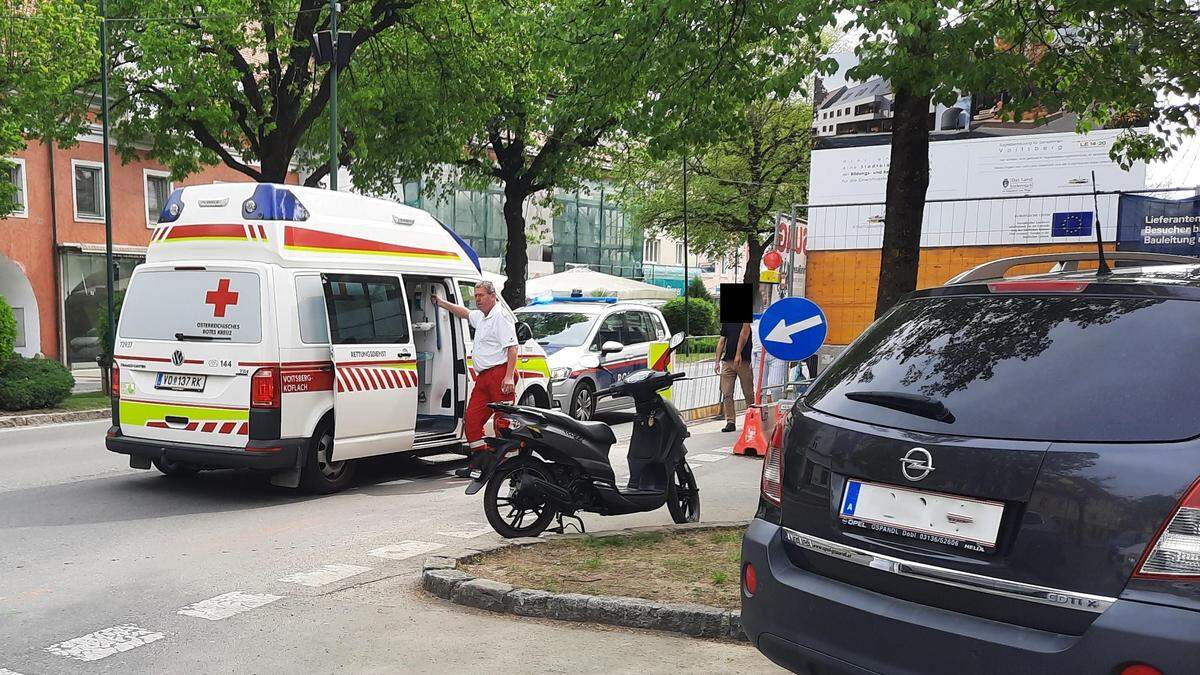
[465, 365, 514, 450]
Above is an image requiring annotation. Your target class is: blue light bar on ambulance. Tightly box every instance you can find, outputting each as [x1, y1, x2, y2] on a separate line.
[242, 184, 310, 221]
[158, 188, 186, 223]
[530, 293, 618, 305]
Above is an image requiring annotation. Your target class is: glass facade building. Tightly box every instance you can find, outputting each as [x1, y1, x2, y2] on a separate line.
[401, 180, 644, 279]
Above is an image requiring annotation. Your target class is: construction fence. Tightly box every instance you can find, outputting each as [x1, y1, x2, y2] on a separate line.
[783, 186, 1200, 345]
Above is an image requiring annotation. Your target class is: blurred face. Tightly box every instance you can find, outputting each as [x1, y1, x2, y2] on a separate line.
[475, 284, 497, 313]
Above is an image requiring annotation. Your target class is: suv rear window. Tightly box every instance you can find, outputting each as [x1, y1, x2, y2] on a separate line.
[118, 269, 262, 343]
[806, 294, 1200, 442]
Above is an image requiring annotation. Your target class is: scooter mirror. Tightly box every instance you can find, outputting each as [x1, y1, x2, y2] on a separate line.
[668, 332, 685, 349]
[600, 340, 624, 355]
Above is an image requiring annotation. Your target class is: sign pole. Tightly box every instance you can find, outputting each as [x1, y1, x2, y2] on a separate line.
[787, 203, 798, 298]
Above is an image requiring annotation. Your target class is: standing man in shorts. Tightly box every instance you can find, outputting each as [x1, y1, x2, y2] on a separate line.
[433, 280, 518, 478]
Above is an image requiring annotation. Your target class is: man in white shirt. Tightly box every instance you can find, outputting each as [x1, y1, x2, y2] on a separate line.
[433, 280, 518, 477]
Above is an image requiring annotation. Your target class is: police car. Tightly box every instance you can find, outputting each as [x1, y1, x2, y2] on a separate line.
[514, 296, 670, 420]
[105, 183, 550, 493]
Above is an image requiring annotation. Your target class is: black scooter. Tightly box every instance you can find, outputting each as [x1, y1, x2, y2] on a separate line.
[466, 332, 700, 538]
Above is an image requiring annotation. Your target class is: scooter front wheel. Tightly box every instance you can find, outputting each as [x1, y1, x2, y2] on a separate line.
[483, 456, 559, 538]
[667, 460, 700, 524]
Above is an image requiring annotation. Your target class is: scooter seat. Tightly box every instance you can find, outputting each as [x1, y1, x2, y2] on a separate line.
[572, 420, 617, 447]
[540, 410, 617, 448]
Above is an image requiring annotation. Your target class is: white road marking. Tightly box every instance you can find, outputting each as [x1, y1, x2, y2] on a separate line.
[437, 523, 494, 539]
[277, 564, 372, 587]
[687, 453, 728, 463]
[44, 624, 165, 662]
[1, 667, 27, 674]
[177, 591, 283, 621]
[367, 541, 445, 560]
[375, 478, 413, 486]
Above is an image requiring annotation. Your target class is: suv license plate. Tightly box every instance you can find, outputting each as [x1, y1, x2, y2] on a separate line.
[155, 373, 207, 392]
[839, 479, 1004, 553]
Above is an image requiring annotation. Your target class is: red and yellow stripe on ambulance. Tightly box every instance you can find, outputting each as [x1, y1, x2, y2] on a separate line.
[119, 398, 250, 435]
[465, 353, 550, 381]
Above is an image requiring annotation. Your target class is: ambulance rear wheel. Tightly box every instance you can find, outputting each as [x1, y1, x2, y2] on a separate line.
[153, 457, 199, 478]
[301, 427, 356, 494]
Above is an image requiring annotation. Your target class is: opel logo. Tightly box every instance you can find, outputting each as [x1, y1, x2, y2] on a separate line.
[172, 350, 185, 367]
[900, 447, 935, 481]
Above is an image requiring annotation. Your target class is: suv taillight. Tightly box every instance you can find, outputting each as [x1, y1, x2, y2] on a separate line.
[111, 361, 120, 398]
[761, 407, 786, 506]
[251, 367, 280, 409]
[1135, 478, 1200, 579]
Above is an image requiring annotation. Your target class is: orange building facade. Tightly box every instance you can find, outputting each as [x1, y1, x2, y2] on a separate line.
[805, 242, 1114, 345]
[0, 129, 295, 366]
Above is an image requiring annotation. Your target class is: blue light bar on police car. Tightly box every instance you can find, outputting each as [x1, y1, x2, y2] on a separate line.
[530, 293, 618, 305]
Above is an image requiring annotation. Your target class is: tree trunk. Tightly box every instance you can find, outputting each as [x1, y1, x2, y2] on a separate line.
[501, 185, 529, 309]
[875, 88, 932, 318]
[260, 151, 292, 184]
[743, 234, 766, 311]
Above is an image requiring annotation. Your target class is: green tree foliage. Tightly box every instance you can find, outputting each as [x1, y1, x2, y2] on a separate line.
[0, 295, 17, 360]
[0, 0, 98, 216]
[791, 1, 1200, 316]
[619, 100, 814, 305]
[99, 0, 482, 184]
[686, 276, 713, 303]
[0, 357, 75, 410]
[660, 296, 717, 337]
[355, 0, 816, 309]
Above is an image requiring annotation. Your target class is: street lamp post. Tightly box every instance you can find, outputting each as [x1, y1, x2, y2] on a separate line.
[99, 0, 116, 371]
[327, 0, 339, 191]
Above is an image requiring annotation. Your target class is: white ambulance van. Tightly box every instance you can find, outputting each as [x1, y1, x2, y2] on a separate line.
[105, 183, 551, 493]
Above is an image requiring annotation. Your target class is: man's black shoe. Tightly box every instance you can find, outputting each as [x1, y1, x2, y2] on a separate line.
[453, 467, 474, 479]
[722, 422, 736, 432]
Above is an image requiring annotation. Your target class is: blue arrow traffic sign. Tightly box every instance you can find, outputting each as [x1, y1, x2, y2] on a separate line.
[758, 297, 827, 361]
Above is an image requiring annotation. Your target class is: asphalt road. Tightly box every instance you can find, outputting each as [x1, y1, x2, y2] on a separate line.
[0, 414, 781, 674]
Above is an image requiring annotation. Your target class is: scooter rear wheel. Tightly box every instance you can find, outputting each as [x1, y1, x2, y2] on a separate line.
[483, 456, 559, 538]
[667, 460, 700, 524]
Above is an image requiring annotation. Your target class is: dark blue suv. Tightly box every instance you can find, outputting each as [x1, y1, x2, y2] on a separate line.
[742, 252, 1200, 674]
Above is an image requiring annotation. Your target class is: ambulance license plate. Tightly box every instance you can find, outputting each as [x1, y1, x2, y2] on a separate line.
[156, 373, 206, 392]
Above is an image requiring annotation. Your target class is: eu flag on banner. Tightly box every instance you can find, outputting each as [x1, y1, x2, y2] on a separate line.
[1052, 211, 1094, 237]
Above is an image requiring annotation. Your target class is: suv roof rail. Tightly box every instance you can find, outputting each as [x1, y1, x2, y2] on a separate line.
[946, 251, 1198, 285]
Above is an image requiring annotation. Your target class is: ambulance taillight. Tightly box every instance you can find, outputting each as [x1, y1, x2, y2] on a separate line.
[111, 362, 120, 399]
[251, 367, 280, 409]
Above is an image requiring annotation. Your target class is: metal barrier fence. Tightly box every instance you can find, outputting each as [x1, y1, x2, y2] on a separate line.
[670, 335, 813, 416]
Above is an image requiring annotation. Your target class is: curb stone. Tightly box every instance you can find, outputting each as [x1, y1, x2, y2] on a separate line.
[0, 408, 109, 429]
[421, 521, 751, 641]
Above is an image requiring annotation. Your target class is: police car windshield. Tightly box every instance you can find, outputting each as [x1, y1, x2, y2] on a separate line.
[519, 312, 597, 347]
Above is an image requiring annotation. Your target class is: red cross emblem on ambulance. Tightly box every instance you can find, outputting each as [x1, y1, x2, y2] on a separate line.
[205, 278, 239, 317]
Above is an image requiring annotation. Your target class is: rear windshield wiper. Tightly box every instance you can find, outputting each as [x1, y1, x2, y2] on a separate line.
[175, 332, 231, 342]
[844, 391, 956, 424]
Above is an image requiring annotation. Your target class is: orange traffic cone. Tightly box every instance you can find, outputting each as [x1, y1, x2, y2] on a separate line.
[733, 404, 770, 457]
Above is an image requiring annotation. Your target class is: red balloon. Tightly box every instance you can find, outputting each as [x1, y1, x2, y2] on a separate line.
[763, 250, 783, 270]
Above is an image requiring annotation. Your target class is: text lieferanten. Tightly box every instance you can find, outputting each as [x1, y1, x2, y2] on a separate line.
[1142, 214, 1200, 246]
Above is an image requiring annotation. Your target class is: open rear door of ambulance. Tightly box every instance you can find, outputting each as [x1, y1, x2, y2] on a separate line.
[321, 273, 418, 460]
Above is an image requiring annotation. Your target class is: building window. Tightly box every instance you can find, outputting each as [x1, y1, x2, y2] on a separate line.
[144, 170, 171, 226]
[645, 238, 660, 262]
[61, 250, 141, 366]
[72, 161, 104, 221]
[4, 158, 27, 218]
[675, 242, 685, 263]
